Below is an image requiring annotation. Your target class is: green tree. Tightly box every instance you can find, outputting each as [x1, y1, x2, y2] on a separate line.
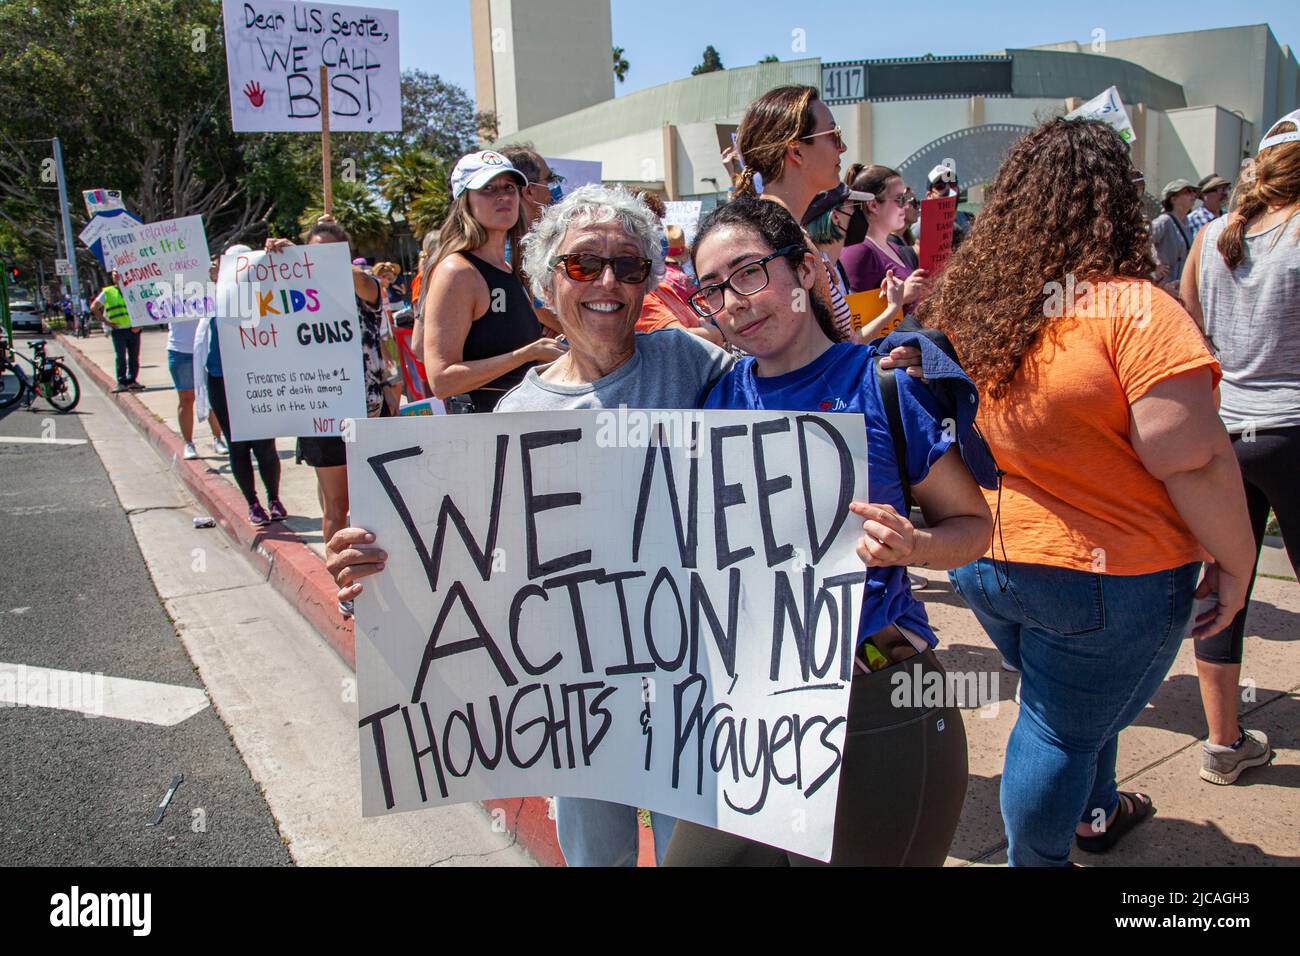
[613, 46, 630, 83]
[378, 148, 449, 235]
[298, 179, 388, 247]
[758, 54, 780, 64]
[692, 46, 725, 76]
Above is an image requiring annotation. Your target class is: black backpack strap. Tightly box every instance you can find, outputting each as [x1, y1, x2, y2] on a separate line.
[873, 355, 913, 513]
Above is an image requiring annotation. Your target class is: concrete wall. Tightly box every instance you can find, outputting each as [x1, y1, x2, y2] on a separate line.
[1077, 25, 1281, 131]
[484, 0, 614, 137]
[1163, 107, 1252, 187]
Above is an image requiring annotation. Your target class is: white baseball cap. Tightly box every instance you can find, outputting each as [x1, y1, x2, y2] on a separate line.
[450, 150, 527, 200]
[1259, 109, 1300, 152]
[928, 163, 958, 187]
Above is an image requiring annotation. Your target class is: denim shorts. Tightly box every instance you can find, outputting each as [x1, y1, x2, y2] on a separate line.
[167, 349, 194, 391]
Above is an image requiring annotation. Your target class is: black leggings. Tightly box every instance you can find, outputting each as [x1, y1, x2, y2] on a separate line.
[207, 373, 281, 506]
[662, 650, 969, 866]
[1197, 426, 1300, 664]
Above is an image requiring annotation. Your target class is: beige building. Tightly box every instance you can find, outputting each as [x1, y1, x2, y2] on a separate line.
[472, 15, 1297, 210]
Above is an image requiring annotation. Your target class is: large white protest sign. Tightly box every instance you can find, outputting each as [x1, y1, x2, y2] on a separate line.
[214, 242, 366, 441]
[350, 410, 870, 861]
[663, 201, 703, 246]
[100, 216, 212, 328]
[1067, 86, 1136, 145]
[221, 0, 401, 132]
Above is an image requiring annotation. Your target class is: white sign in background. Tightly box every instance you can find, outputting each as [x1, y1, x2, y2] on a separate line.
[221, 0, 401, 133]
[663, 201, 703, 247]
[215, 242, 366, 441]
[350, 410, 870, 861]
[100, 216, 212, 328]
[1066, 86, 1136, 145]
[545, 157, 603, 198]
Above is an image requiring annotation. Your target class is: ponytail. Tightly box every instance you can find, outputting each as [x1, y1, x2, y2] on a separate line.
[1218, 122, 1300, 271]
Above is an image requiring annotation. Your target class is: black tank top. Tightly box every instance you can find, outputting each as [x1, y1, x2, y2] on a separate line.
[457, 252, 540, 412]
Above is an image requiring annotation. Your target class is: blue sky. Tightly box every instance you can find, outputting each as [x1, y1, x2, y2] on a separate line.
[394, 1, 1296, 106]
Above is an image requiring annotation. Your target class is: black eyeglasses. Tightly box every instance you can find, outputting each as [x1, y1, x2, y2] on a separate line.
[688, 244, 800, 318]
[551, 253, 652, 284]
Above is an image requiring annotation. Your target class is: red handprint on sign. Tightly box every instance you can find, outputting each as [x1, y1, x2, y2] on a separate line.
[243, 81, 266, 108]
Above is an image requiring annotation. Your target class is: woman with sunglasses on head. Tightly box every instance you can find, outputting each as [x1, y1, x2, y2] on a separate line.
[733, 85, 855, 340]
[418, 150, 564, 413]
[925, 118, 1256, 866]
[659, 197, 992, 866]
[891, 190, 921, 270]
[842, 165, 931, 313]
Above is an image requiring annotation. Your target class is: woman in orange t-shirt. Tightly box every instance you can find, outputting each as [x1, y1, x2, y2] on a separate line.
[921, 118, 1256, 867]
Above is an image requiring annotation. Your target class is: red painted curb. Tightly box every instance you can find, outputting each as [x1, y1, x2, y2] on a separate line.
[56, 333, 578, 865]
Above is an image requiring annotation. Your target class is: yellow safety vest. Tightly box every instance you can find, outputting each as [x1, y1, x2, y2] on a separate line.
[101, 286, 131, 327]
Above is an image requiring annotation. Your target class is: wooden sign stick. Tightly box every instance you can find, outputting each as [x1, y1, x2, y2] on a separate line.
[320, 64, 333, 216]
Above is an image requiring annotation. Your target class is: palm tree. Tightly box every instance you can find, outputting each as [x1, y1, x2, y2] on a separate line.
[299, 179, 388, 247]
[612, 46, 629, 83]
[378, 148, 444, 221]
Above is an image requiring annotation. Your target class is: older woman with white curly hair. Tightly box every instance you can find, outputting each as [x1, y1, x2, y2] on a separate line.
[325, 184, 733, 867]
[496, 183, 734, 411]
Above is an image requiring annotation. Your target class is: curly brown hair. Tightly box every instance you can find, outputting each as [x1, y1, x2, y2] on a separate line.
[918, 117, 1155, 398]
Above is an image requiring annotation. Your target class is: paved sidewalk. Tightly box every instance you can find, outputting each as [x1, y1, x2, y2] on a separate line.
[61, 327, 1300, 866]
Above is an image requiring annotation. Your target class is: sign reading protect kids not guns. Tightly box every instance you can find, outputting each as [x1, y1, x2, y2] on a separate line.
[215, 242, 365, 441]
[221, 0, 401, 132]
[101, 216, 212, 328]
[349, 410, 870, 861]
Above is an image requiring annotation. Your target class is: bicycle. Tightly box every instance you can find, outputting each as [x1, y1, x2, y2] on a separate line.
[0, 338, 81, 412]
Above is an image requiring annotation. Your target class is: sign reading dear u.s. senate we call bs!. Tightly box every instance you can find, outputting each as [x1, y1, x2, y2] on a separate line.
[214, 242, 366, 442]
[221, 0, 400, 132]
[349, 410, 870, 861]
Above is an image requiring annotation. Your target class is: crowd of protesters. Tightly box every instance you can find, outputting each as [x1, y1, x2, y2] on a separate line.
[83, 82, 1295, 868]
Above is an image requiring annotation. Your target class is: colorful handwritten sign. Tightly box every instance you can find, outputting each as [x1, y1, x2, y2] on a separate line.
[221, 0, 401, 132]
[100, 216, 212, 327]
[350, 410, 870, 861]
[214, 242, 365, 441]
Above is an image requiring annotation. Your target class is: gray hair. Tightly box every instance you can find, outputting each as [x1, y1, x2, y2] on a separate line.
[519, 183, 666, 302]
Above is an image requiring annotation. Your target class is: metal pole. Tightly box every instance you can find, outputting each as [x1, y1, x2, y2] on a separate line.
[52, 137, 82, 311]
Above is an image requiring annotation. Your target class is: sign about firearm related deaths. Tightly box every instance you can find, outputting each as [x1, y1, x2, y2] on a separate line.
[100, 216, 212, 328]
[221, 0, 401, 132]
[214, 242, 365, 441]
[350, 410, 871, 860]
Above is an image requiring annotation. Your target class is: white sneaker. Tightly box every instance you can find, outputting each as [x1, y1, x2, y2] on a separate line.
[183, 442, 198, 460]
[213, 436, 229, 456]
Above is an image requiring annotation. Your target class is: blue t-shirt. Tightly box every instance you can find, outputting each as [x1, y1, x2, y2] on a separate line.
[205, 317, 223, 378]
[703, 342, 953, 648]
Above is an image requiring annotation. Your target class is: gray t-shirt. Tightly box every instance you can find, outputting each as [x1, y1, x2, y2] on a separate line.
[495, 329, 734, 412]
[1198, 214, 1300, 432]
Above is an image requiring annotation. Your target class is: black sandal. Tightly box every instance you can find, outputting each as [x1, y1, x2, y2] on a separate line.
[1075, 791, 1155, 854]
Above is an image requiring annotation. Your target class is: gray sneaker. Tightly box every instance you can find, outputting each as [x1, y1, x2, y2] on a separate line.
[1200, 729, 1273, 785]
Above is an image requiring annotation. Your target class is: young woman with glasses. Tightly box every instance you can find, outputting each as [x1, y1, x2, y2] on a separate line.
[418, 150, 564, 413]
[660, 196, 992, 866]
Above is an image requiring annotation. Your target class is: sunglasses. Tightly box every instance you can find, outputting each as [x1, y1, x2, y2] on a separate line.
[801, 125, 845, 150]
[551, 253, 652, 284]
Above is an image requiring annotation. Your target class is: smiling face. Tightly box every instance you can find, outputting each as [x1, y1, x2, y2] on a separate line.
[692, 223, 817, 360]
[867, 175, 908, 232]
[548, 220, 648, 358]
[466, 173, 522, 232]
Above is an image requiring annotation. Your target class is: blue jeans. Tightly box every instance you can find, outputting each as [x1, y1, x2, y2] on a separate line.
[949, 559, 1199, 867]
[555, 798, 676, 867]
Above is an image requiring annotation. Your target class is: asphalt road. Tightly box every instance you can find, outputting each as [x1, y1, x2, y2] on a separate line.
[0, 334, 290, 866]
